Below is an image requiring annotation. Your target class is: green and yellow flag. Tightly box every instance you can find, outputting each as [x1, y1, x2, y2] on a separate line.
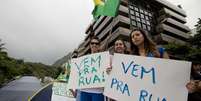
[92, 0, 120, 20]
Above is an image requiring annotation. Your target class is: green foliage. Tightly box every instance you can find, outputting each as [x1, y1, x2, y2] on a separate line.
[189, 18, 201, 47]
[194, 18, 201, 40]
[164, 18, 201, 63]
[0, 39, 60, 86]
[195, 18, 201, 28]
[165, 43, 191, 56]
[189, 33, 201, 47]
[0, 39, 5, 52]
[164, 42, 201, 63]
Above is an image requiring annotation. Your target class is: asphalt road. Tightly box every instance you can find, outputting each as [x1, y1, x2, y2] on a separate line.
[0, 76, 42, 101]
[30, 82, 76, 101]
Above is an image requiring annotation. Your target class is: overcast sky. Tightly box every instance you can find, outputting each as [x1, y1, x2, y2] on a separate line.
[0, 0, 200, 65]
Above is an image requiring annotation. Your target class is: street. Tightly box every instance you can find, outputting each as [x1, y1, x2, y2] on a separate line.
[0, 76, 42, 101]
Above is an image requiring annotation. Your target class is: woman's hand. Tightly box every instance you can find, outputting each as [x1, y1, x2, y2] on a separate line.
[106, 56, 113, 75]
[69, 89, 77, 98]
[106, 67, 112, 75]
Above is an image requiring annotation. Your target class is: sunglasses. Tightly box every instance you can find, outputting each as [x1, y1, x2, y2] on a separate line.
[90, 42, 99, 45]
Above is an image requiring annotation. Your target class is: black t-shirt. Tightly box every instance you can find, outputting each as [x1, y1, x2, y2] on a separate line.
[188, 92, 201, 101]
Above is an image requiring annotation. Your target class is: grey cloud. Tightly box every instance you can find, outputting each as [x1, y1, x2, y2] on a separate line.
[0, 0, 200, 65]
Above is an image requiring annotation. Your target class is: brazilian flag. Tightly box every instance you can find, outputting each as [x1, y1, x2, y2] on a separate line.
[92, 0, 120, 20]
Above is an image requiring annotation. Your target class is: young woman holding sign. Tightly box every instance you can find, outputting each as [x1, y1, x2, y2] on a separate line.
[129, 28, 169, 58]
[106, 38, 129, 75]
[79, 36, 104, 101]
[129, 28, 201, 100]
[187, 62, 201, 101]
[106, 38, 129, 101]
[113, 38, 129, 54]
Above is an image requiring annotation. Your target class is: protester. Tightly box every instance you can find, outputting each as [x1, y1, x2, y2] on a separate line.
[187, 62, 201, 101]
[107, 38, 129, 73]
[78, 36, 104, 101]
[129, 28, 169, 58]
[113, 38, 129, 54]
[105, 38, 129, 101]
[129, 28, 201, 101]
[191, 63, 201, 80]
[68, 50, 80, 99]
[106, 28, 169, 101]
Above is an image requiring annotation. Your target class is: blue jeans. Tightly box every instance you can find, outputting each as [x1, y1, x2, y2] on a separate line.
[79, 91, 104, 101]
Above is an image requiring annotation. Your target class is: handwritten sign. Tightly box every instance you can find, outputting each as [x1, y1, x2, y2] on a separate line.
[104, 53, 191, 101]
[51, 82, 74, 101]
[67, 52, 110, 89]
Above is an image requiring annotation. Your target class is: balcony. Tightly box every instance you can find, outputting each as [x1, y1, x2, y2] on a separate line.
[93, 16, 107, 31]
[161, 33, 186, 45]
[97, 15, 130, 41]
[112, 15, 130, 31]
[163, 18, 190, 33]
[85, 21, 95, 34]
[159, 24, 191, 41]
[119, 5, 129, 17]
[97, 23, 112, 41]
[161, 8, 187, 24]
[95, 17, 113, 36]
[155, 0, 186, 17]
[108, 27, 130, 46]
[79, 45, 90, 57]
[83, 38, 90, 47]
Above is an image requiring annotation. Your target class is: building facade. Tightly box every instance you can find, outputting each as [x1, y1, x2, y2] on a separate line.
[77, 0, 191, 56]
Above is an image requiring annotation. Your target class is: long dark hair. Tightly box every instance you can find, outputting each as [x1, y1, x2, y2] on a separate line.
[129, 28, 160, 57]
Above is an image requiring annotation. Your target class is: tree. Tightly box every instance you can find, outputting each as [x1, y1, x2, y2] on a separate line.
[186, 18, 201, 63]
[0, 39, 5, 52]
[195, 18, 201, 29]
[164, 43, 191, 59]
[0, 38, 60, 86]
[189, 18, 201, 48]
[164, 18, 201, 63]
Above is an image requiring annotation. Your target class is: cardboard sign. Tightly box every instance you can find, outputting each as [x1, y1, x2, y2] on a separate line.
[104, 53, 191, 101]
[51, 82, 74, 101]
[68, 52, 110, 89]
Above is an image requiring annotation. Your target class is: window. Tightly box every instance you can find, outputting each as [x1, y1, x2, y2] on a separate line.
[144, 11, 148, 15]
[145, 16, 149, 20]
[136, 17, 141, 22]
[148, 12, 152, 16]
[140, 9, 144, 13]
[129, 1, 155, 32]
[135, 12, 140, 17]
[141, 19, 146, 24]
[147, 26, 151, 30]
[146, 21, 150, 25]
[129, 5, 134, 9]
[143, 24, 147, 30]
[130, 10, 134, 15]
[131, 16, 135, 20]
[149, 17, 152, 20]
[140, 14, 145, 18]
[137, 22, 142, 27]
[135, 7, 139, 11]
[132, 21, 137, 26]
